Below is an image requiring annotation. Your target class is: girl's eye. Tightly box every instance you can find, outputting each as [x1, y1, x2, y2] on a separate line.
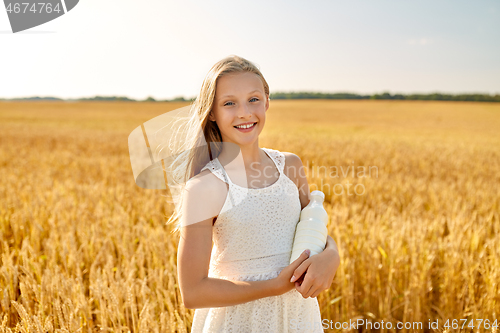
[224, 98, 258, 106]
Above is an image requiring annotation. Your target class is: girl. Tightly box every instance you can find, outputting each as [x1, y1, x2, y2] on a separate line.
[167, 55, 340, 332]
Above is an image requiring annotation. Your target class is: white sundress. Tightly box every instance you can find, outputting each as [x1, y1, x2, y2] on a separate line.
[189, 147, 324, 333]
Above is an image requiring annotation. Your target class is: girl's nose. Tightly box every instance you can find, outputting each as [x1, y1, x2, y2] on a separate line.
[237, 104, 252, 118]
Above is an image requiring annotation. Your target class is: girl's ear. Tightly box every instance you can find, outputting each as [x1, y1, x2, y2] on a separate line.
[208, 111, 215, 122]
[265, 95, 270, 111]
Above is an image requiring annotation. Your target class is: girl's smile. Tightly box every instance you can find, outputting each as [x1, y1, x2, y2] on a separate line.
[234, 121, 258, 132]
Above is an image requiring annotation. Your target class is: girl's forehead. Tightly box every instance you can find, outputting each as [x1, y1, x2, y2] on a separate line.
[215, 72, 264, 96]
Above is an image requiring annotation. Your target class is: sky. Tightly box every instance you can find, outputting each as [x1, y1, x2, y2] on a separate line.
[1, 0, 499, 100]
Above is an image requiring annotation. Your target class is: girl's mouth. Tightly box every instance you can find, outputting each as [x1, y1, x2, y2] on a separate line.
[234, 122, 257, 132]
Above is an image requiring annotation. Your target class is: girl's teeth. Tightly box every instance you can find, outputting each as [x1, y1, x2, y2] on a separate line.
[236, 123, 255, 129]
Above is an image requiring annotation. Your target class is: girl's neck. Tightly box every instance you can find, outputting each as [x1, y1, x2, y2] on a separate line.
[217, 142, 265, 169]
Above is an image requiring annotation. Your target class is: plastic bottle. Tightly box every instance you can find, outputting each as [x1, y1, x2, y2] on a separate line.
[289, 190, 329, 264]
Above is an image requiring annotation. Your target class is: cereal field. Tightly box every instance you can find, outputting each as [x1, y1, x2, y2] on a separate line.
[0, 100, 499, 332]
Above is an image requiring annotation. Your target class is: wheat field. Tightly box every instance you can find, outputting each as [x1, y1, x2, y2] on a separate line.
[0, 100, 499, 332]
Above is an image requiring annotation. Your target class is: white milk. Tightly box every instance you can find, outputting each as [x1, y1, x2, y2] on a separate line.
[289, 190, 328, 263]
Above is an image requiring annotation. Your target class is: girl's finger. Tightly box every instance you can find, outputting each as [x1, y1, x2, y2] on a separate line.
[295, 281, 304, 293]
[290, 260, 311, 282]
[289, 250, 310, 283]
[304, 284, 315, 298]
[307, 285, 321, 298]
[291, 249, 310, 266]
[297, 277, 314, 298]
[311, 289, 321, 298]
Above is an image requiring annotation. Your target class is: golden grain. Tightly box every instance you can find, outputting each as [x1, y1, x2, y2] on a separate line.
[0, 100, 499, 332]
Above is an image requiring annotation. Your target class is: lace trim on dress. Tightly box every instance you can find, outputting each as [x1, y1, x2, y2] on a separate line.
[265, 147, 285, 174]
[200, 159, 230, 185]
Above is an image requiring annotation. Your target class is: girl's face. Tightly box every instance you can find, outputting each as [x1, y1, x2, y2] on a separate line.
[210, 72, 269, 147]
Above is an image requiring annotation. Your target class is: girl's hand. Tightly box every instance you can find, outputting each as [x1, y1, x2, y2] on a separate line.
[272, 249, 311, 296]
[291, 247, 340, 298]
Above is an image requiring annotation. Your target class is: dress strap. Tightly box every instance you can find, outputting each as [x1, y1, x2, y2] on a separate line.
[262, 147, 285, 174]
[200, 158, 236, 215]
[200, 159, 232, 185]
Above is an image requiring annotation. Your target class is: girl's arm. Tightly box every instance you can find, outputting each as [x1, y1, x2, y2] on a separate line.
[177, 173, 309, 309]
[284, 153, 341, 298]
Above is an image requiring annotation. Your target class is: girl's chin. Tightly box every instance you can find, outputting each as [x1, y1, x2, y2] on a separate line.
[223, 136, 258, 146]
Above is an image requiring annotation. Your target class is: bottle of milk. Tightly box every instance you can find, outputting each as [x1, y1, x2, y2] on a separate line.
[289, 190, 329, 264]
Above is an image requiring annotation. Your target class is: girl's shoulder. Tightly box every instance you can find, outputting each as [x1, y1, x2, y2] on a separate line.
[265, 148, 305, 190]
[263, 147, 302, 170]
[191, 164, 229, 190]
[262, 147, 285, 170]
[188, 158, 231, 195]
[183, 167, 228, 222]
[269, 149, 309, 209]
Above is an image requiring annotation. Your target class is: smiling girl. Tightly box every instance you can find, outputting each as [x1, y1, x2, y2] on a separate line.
[168, 55, 340, 332]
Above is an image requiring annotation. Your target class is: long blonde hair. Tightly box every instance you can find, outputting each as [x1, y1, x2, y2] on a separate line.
[162, 55, 270, 234]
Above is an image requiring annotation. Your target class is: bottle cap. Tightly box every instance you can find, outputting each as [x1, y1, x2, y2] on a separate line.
[310, 190, 325, 200]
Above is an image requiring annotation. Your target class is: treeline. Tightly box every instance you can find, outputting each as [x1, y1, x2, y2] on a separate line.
[369, 92, 500, 102]
[0, 95, 195, 102]
[270, 92, 369, 100]
[269, 91, 500, 102]
[1, 92, 499, 102]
